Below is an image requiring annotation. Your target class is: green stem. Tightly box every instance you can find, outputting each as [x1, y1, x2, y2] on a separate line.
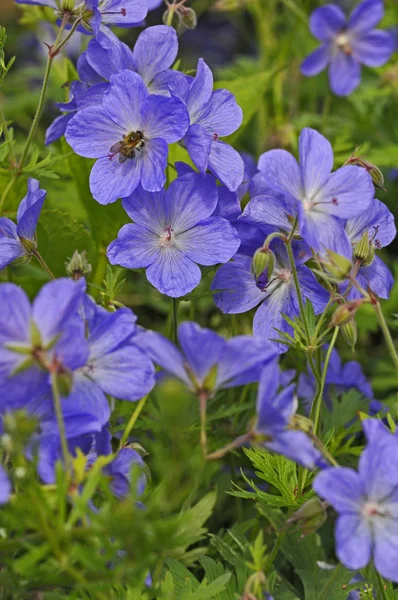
[0, 175, 16, 215]
[285, 236, 311, 343]
[312, 296, 334, 343]
[308, 432, 338, 467]
[119, 395, 148, 450]
[263, 513, 292, 575]
[33, 250, 55, 280]
[0, 102, 16, 165]
[309, 327, 339, 435]
[206, 431, 252, 461]
[373, 300, 398, 373]
[199, 391, 208, 457]
[50, 372, 70, 472]
[171, 297, 179, 345]
[375, 569, 389, 600]
[19, 15, 74, 168]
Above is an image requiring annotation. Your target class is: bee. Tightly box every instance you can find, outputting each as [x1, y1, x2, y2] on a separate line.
[109, 131, 146, 163]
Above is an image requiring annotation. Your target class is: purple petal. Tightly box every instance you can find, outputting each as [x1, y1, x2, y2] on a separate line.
[347, 256, 394, 300]
[335, 514, 372, 570]
[78, 82, 109, 109]
[107, 223, 160, 268]
[215, 187, 241, 221]
[187, 58, 214, 122]
[297, 265, 330, 313]
[103, 70, 147, 130]
[373, 518, 398, 582]
[299, 128, 334, 200]
[217, 336, 276, 389]
[178, 217, 240, 265]
[329, 52, 361, 96]
[314, 165, 374, 218]
[63, 376, 110, 428]
[301, 44, 331, 76]
[45, 113, 75, 145]
[139, 137, 168, 192]
[212, 255, 264, 313]
[314, 467, 365, 511]
[140, 95, 189, 143]
[32, 278, 84, 345]
[77, 51, 104, 85]
[253, 283, 297, 348]
[240, 194, 296, 233]
[258, 149, 303, 199]
[90, 155, 142, 204]
[88, 307, 136, 358]
[16, 178, 46, 240]
[0, 284, 31, 344]
[348, 0, 384, 35]
[137, 329, 190, 387]
[300, 211, 352, 257]
[0, 466, 10, 504]
[265, 429, 322, 468]
[66, 106, 125, 158]
[351, 30, 395, 67]
[166, 172, 218, 232]
[178, 322, 224, 383]
[99, 0, 147, 25]
[132, 25, 178, 86]
[183, 124, 212, 172]
[345, 199, 396, 248]
[309, 5, 346, 42]
[208, 141, 244, 192]
[196, 89, 243, 137]
[146, 249, 202, 297]
[122, 186, 166, 230]
[0, 238, 24, 269]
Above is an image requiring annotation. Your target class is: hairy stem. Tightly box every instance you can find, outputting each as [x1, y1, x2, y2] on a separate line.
[206, 432, 252, 460]
[119, 395, 148, 450]
[199, 392, 208, 457]
[50, 372, 70, 473]
[373, 300, 398, 373]
[309, 326, 339, 435]
[33, 250, 55, 280]
[285, 235, 311, 343]
[171, 297, 179, 345]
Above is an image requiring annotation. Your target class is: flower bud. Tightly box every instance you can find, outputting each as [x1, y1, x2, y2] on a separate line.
[330, 300, 364, 328]
[347, 156, 385, 190]
[290, 413, 313, 433]
[162, 7, 181, 29]
[287, 498, 327, 536]
[66, 250, 92, 280]
[323, 250, 352, 281]
[179, 7, 197, 32]
[19, 237, 36, 254]
[354, 231, 375, 266]
[341, 319, 357, 353]
[57, 369, 74, 397]
[251, 248, 274, 280]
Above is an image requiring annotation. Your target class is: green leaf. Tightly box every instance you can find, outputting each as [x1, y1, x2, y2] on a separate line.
[36, 208, 97, 278]
[296, 564, 355, 600]
[214, 69, 277, 143]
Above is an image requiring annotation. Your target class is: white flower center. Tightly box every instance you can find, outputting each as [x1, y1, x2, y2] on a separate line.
[160, 225, 174, 247]
[362, 500, 383, 519]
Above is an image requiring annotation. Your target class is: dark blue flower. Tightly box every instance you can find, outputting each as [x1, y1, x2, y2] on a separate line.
[66, 70, 189, 204]
[301, 0, 395, 96]
[0, 466, 11, 505]
[211, 240, 329, 351]
[0, 179, 46, 269]
[104, 448, 146, 498]
[170, 59, 244, 191]
[138, 321, 276, 396]
[314, 419, 398, 581]
[107, 171, 241, 298]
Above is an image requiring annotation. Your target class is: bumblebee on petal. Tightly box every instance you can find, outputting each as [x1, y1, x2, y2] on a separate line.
[108, 130, 146, 163]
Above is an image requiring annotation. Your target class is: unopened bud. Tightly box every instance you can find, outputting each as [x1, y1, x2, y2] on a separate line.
[347, 156, 385, 190]
[290, 413, 313, 433]
[251, 248, 274, 280]
[179, 7, 197, 31]
[287, 498, 327, 536]
[162, 7, 181, 29]
[323, 250, 352, 281]
[330, 300, 364, 327]
[66, 250, 92, 280]
[341, 319, 357, 353]
[354, 231, 375, 266]
[57, 369, 73, 397]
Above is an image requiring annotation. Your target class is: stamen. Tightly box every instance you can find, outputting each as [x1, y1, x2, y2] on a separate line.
[101, 8, 126, 15]
[212, 133, 219, 141]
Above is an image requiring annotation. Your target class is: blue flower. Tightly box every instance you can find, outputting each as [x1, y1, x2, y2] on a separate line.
[46, 81, 108, 145]
[0, 179, 46, 270]
[170, 59, 244, 191]
[0, 466, 11, 505]
[255, 361, 323, 469]
[344, 198, 396, 299]
[16, 0, 147, 51]
[107, 171, 241, 298]
[84, 25, 179, 96]
[314, 419, 398, 581]
[256, 128, 375, 256]
[65, 70, 189, 204]
[301, 0, 395, 96]
[138, 321, 276, 396]
[211, 240, 329, 351]
[103, 448, 146, 498]
[0, 279, 88, 407]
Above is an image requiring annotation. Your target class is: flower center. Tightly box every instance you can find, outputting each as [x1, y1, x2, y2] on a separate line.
[160, 225, 174, 246]
[362, 501, 383, 519]
[335, 32, 352, 55]
[108, 131, 146, 163]
[278, 268, 292, 283]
